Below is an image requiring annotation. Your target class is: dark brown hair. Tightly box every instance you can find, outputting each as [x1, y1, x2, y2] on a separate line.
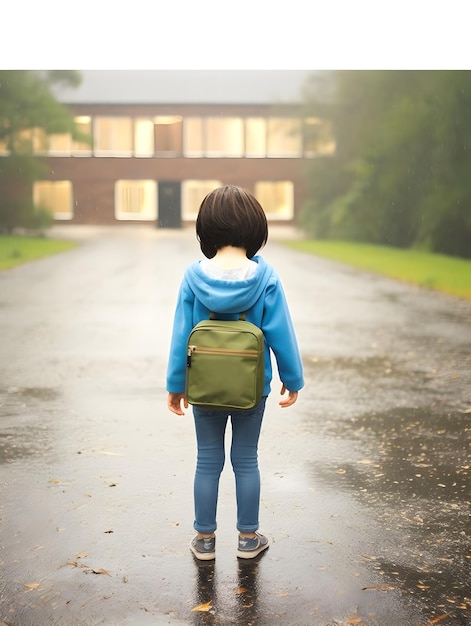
[196, 185, 268, 259]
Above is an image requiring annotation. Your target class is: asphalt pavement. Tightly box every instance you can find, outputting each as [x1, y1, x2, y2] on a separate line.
[0, 225, 470, 626]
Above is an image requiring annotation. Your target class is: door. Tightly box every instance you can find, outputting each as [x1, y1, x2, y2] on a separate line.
[158, 181, 182, 228]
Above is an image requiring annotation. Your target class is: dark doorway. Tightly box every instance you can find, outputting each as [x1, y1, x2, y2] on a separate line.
[158, 181, 182, 228]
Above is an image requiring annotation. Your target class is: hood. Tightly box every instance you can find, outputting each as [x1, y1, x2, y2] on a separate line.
[184, 255, 273, 314]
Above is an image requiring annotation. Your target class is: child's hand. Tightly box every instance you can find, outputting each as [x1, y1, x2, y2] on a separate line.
[167, 393, 188, 415]
[279, 384, 298, 408]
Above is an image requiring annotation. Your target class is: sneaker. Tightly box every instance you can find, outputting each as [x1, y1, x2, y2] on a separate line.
[190, 535, 216, 561]
[237, 532, 269, 559]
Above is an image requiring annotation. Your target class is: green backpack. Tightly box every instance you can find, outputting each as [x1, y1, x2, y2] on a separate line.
[186, 313, 265, 411]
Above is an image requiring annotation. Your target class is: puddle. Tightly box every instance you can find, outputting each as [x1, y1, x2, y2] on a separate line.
[0, 386, 61, 464]
[5, 386, 60, 401]
[304, 405, 470, 623]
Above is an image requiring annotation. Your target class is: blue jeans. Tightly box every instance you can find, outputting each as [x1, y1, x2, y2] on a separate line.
[192, 398, 267, 534]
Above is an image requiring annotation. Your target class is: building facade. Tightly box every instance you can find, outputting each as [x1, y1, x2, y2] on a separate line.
[31, 98, 334, 227]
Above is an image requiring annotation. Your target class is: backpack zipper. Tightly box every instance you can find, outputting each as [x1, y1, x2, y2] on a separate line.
[187, 345, 258, 367]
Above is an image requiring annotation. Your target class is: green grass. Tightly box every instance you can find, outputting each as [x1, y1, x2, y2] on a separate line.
[0, 236, 78, 271]
[282, 239, 471, 300]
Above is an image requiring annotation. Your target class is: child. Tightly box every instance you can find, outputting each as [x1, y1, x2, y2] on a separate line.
[166, 185, 304, 560]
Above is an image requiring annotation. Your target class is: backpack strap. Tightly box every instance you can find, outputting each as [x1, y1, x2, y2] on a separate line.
[209, 311, 246, 321]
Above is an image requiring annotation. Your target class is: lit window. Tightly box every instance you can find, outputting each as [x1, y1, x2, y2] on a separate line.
[32, 128, 49, 154]
[183, 118, 204, 157]
[72, 116, 92, 156]
[245, 118, 266, 157]
[31, 118, 91, 156]
[12, 129, 34, 154]
[304, 118, 336, 156]
[206, 117, 243, 157]
[33, 181, 73, 220]
[182, 180, 222, 220]
[267, 118, 302, 157]
[48, 133, 72, 156]
[255, 181, 294, 220]
[135, 119, 154, 157]
[94, 117, 132, 157]
[154, 116, 182, 155]
[115, 180, 157, 220]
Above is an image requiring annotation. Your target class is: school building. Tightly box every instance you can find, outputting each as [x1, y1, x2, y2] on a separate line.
[33, 71, 335, 228]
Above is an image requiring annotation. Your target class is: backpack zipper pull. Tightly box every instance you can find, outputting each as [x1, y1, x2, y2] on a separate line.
[187, 345, 195, 367]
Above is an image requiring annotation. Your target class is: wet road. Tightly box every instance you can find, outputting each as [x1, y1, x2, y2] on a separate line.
[0, 226, 470, 626]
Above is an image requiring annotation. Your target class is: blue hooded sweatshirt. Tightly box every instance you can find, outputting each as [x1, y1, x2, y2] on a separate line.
[166, 255, 304, 397]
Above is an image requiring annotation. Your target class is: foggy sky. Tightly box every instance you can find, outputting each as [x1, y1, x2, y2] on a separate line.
[52, 70, 316, 105]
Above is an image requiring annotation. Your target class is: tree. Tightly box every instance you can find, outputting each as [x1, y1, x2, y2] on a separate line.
[0, 70, 83, 232]
[300, 71, 471, 259]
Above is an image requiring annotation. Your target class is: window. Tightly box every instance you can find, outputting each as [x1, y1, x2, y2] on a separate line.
[32, 128, 49, 154]
[33, 181, 73, 220]
[183, 117, 204, 157]
[245, 118, 266, 157]
[72, 116, 92, 156]
[32, 128, 72, 156]
[182, 180, 222, 220]
[255, 181, 294, 220]
[47, 133, 72, 156]
[206, 117, 243, 157]
[29, 117, 92, 157]
[135, 119, 154, 157]
[154, 116, 182, 155]
[94, 117, 133, 157]
[267, 118, 302, 157]
[12, 128, 34, 154]
[304, 118, 336, 156]
[115, 180, 157, 220]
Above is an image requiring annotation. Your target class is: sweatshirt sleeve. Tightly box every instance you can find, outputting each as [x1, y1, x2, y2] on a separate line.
[166, 280, 195, 394]
[262, 276, 304, 393]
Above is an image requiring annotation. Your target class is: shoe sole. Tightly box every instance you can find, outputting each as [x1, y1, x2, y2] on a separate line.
[236, 542, 269, 559]
[190, 545, 216, 561]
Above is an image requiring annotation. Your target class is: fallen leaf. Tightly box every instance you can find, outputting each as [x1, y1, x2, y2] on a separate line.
[421, 614, 452, 625]
[104, 529, 114, 533]
[191, 600, 212, 612]
[76, 552, 88, 559]
[94, 450, 124, 456]
[48, 479, 61, 484]
[24, 583, 40, 590]
[67, 561, 88, 569]
[345, 618, 362, 625]
[91, 568, 111, 576]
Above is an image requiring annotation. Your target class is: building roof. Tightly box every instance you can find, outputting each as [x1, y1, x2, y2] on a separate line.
[53, 70, 316, 105]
